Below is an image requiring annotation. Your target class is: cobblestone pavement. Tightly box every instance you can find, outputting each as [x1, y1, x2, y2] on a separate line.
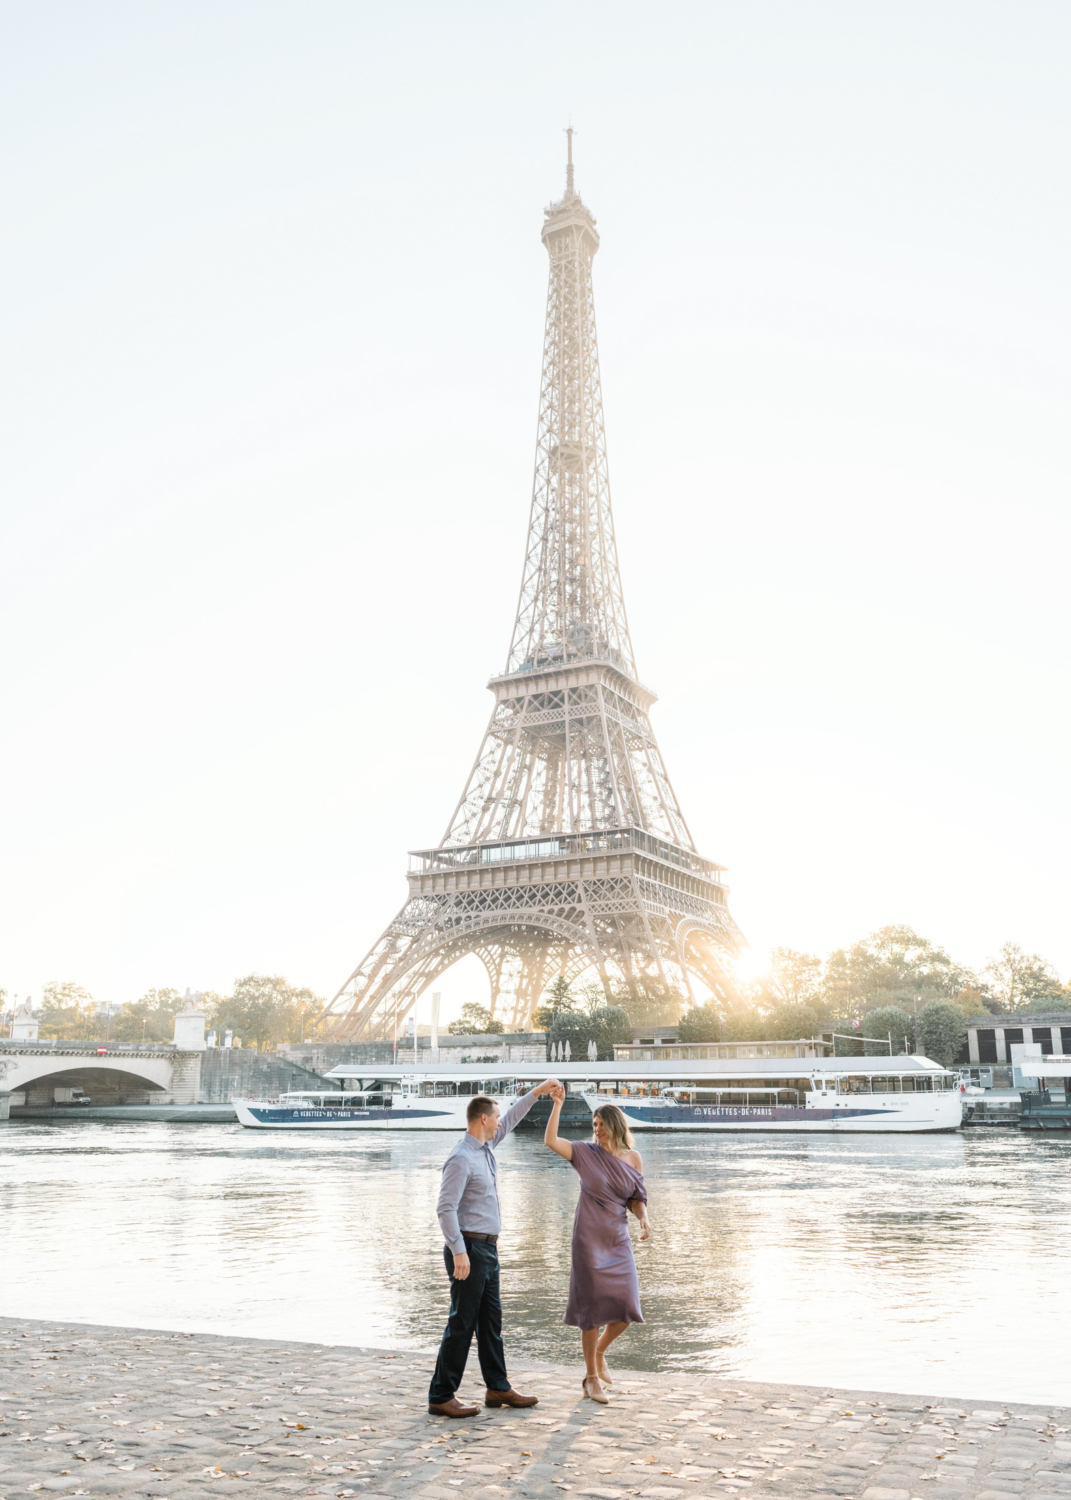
[0, 1318, 1067, 1500]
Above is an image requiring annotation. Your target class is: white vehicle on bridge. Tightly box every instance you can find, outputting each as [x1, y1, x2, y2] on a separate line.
[233, 1056, 962, 1132]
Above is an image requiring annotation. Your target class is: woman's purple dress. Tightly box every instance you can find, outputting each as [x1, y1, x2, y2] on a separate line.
[564, 1141, 647, 1329]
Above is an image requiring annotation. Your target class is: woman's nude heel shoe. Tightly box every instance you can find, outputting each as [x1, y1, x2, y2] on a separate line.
[583, 1376, 610, 1405]
[595, 1359, 613, 1386]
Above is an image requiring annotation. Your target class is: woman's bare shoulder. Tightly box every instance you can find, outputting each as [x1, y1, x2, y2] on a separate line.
[623, 1148, 643, 1171]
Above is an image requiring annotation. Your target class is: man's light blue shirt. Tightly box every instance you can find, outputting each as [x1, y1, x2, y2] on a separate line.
[436, 1093, 537, 1255]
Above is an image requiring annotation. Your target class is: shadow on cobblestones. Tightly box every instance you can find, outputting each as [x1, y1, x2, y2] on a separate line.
[0, 1318, 1067, 1500]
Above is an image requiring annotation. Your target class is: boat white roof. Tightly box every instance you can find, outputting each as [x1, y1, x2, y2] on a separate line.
[324, 1055, 948, 1082]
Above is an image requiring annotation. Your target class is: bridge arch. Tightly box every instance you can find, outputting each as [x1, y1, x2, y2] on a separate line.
[0, 1046, 200, 1115]
[9, 1065, 169, 1109]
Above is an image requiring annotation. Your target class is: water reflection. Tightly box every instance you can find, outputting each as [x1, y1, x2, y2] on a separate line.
[0, 1122, 1067, 1405]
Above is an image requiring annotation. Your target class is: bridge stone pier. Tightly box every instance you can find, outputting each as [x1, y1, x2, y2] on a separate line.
[0, 1042, 203, 1119]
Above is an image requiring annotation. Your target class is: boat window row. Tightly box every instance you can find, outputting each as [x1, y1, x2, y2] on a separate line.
[406, 1080, 530, 1097]
[284, 1092, 393, 1108]
[589, 1077, 815, 1097]
[619, 1045, 820, 1060]
[829, 1073, 955, 1093]
[383, 1071, 957, 1100]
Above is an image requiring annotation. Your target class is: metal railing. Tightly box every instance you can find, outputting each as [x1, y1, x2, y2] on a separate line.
[410, 825, 722, 881]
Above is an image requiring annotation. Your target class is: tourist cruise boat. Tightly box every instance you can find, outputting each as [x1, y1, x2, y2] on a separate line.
[233, 1055, 962, 1132]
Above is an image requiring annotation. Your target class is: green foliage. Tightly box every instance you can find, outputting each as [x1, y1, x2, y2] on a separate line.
[823, 925, 972, 1013]
[39, 981, 97, 1040]
[209, 975, 324, 1051]
[716, 1004, 763, 1042]
[983, 943, 1070, 1012]
[594, 1004, 632, 1057]
[549, 1003, 631, 1061]
[610, 977, 685, 1027]
[676, 1003, 721, 1042]
[948, 986, 997, 1019]
[446, 1001, 505, 1036]
[915, 1001, 968, 1067]
[760, 948, 824, 1007]
[763, 1000, 826, 1042]
[109, 988, 184, 1044]
[690, 992, 827, 1047]
[545, 977, 572, 1009]
[824, 1019, 864, 1056]
[574, 980, 611, 1017]
[690, 949, 830, 1045]
[532, 976, 574, 1032]
[861, 1005, 914, 1056]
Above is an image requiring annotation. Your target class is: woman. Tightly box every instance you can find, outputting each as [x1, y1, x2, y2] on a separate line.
[544, 1083, 651, 1403]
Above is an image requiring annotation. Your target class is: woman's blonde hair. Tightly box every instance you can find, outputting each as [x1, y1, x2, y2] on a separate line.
[593, 1102, 634, 1152]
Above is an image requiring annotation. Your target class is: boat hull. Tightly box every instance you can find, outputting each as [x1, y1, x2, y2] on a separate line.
[599, 1096, 962, 1133]
[235, 1092, 961, 1133]
[234, 1099, 470, 1130]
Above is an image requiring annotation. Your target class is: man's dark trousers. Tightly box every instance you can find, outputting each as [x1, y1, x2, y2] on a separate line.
[428, 1237, 509, 1403]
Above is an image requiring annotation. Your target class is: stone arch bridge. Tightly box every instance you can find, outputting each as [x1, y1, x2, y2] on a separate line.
[0, 1043, 203, 1117]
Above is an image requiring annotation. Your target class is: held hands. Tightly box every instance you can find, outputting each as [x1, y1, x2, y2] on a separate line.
[533, 1079, 562, 1098]
[451, 1251, 471, 1281]
[548, 1083, 566, 1104]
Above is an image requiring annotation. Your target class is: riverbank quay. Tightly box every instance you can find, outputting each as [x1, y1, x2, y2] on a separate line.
[8, 1105, 236, 1123]
[0, 1319, 1067, 1500]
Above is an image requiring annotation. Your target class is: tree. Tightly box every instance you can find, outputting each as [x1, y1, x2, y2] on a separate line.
[210, 975, 325, 1051]
[823, 926, 972, 1014]
[860, 1005, 914, 1056]
[824, 1017, 864, 1056]
[677, 1003, 721, 1043]
[983, 943, 1070, 1012]
[947, 986, 997, 1019]
[574, 980, 610, 1018]
[532, 976, 574, 1032]
[549, 1003, 631, 1061]
[110, 988, 184, 1044]
[545, 977, 572, 1009]
[610, 977, 685, 1027]
[593, 1004, 633, 1057]
[39, 981, 96, 1040]
[763, 948, 824, 1007]
[762, 1001, 826, 1042]
[915, 1001, 967, 1068]
[446, 1002, 505, 1036]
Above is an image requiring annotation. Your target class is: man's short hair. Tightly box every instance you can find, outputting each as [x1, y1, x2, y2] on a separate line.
[466, 1095, 498, 1124]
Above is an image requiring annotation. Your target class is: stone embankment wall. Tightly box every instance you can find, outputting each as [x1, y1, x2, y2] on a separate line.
[197, 1049, 336, 1102]
[277, 1041, 397, 1071]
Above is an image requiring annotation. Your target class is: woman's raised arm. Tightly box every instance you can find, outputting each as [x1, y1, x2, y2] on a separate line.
[543, 1083, 573, 1160]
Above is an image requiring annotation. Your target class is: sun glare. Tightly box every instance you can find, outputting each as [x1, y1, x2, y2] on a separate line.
[733, 948, 771, 985]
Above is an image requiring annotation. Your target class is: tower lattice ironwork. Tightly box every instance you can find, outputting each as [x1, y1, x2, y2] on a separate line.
[318, 137, 744, 1039]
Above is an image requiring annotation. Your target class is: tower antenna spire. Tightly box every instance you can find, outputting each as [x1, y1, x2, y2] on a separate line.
[565, 120, 575, 192]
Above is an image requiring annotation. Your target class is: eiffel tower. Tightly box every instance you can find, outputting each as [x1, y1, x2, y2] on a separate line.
[318, 134, 744, 1040]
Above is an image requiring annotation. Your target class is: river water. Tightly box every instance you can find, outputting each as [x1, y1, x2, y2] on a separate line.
[1, 1121, 1067, 1406]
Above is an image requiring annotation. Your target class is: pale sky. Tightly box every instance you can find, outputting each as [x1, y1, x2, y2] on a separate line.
[2, 1, 1070, 1024]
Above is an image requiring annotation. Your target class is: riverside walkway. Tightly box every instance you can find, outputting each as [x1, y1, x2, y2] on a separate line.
[0, 1318, 1067, 1500]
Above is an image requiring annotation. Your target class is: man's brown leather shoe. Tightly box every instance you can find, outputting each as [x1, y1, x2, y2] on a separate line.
[485, 1387, 538, 1408]
[428, 1397, 478, 1418]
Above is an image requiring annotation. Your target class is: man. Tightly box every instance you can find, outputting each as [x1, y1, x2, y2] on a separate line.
[428, 1080, 560, 1417]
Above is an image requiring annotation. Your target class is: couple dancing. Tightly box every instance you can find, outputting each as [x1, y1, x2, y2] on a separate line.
[427, 1079, 651, 1417]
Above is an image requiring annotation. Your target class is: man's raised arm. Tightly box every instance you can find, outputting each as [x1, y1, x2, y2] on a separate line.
[492, 1078, 560, 1147]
